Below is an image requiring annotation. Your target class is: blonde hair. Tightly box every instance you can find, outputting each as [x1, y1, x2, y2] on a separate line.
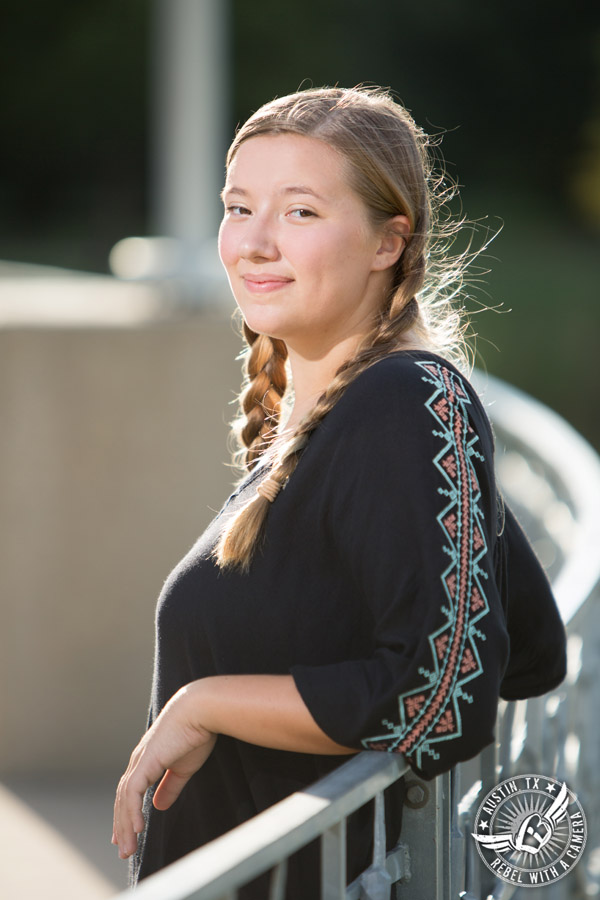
[215, 85, 471, 571]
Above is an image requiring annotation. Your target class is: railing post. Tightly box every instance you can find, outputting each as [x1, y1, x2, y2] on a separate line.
[321, 818, 347, 900]
[359, 791, 393, 900]
[268, 860, 287, 900]
[396, 772, 451, 900]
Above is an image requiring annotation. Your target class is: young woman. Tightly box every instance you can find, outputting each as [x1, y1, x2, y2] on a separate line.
[113, 87, 566, 896]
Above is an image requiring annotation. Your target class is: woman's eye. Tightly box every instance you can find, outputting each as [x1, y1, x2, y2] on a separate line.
[289, 208, 315, 219]
[227, 205, 251, 216]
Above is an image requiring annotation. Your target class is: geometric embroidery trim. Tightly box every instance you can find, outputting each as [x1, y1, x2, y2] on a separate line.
[361, 361, 491, 768]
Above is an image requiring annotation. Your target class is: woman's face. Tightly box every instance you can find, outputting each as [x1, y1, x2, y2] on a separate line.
[218, 134, 407, 357]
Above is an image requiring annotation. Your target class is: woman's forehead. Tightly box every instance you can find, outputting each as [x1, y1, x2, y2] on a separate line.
[224, 133, 350, 199]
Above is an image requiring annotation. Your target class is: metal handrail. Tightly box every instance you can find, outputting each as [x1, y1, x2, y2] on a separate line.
[471, 370, 600, 624]
[112, 754, 410, 900]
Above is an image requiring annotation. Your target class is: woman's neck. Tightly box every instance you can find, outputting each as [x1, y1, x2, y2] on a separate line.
[282, 337, 358, 431]
[280, 330, 426, 433]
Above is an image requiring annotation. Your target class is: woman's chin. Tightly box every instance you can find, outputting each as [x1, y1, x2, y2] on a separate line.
[238, 312, 290, 343]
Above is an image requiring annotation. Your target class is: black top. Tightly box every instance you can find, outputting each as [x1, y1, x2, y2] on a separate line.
[133, 351, 566, 895]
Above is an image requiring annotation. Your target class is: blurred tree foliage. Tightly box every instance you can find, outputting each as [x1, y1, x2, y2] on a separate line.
[1, 0, 598, 445]
[0, 0, 149, 269]
[232, 0, 598, 206]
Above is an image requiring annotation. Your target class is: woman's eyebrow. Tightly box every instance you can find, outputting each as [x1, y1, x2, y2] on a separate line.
[281, 185, 327, 201]
[220, 185, 327, 201]
[220, 186, 246, 201]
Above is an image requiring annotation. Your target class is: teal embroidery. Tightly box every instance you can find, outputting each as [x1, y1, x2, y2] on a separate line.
[362, 361, 492, 768]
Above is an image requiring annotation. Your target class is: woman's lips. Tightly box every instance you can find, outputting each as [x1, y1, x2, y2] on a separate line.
[242, 275, 293, 294]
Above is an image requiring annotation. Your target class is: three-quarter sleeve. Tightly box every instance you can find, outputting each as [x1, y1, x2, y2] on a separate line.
[291, 356, 563, 779]
[497, 504, 566, 700]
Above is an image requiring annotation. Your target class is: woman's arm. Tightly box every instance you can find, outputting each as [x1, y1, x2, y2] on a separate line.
[194, 674, 357, 754]
[112, 675, 356, 860]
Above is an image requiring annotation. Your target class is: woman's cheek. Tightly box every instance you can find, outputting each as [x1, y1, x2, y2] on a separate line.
[217, 223, 236, 269]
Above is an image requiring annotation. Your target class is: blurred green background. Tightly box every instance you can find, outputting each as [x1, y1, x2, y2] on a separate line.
[2, 0, 599, 446]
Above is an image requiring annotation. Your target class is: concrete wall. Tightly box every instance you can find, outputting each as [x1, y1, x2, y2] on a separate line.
[1, 269, 242, 776]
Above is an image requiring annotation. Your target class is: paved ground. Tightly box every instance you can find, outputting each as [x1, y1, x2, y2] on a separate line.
[1, 775, 129, 898]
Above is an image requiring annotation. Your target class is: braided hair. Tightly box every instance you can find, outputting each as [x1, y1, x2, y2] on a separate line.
[215, 86, 470, 571]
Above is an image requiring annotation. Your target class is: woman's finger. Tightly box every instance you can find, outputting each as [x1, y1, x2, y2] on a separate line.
[152, 735, 218, 811]
[115, 794, 145, 858]
[152, 769, 189, 811]
[114, 754, 159, 858]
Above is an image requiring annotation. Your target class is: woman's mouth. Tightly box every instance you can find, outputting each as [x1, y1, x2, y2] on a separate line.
[242, 275, 293, 294]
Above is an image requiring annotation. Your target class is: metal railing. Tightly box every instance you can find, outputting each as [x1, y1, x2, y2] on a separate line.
[113, 373, 600, 900]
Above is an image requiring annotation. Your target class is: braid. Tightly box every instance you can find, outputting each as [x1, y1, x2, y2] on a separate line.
[239, 324, 288, 469]
[214, 279, 424, 572]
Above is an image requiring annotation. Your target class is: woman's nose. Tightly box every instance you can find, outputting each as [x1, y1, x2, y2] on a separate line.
[240, 215, 280, 262]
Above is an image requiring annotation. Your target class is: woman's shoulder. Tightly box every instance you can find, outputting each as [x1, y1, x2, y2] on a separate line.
[330, 350, 483, 423]
[308, 349, 495, 469]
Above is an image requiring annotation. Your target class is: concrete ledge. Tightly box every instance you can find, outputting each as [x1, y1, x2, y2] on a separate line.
[0, 260, 174, 327]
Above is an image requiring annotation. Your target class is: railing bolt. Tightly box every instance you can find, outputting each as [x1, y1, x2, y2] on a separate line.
[405, 781, 428, 808]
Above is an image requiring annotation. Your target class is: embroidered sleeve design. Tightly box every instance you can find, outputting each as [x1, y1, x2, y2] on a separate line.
[361, 360, 492, 769]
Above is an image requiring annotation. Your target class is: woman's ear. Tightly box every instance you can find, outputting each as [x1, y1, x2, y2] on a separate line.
[373, 215, 411, 271]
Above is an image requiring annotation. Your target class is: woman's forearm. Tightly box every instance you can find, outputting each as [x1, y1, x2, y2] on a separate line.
[113, 674, 355, 860]
[186, 674, 356, 756]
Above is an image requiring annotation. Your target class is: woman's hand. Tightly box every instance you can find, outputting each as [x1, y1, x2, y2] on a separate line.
[112, 674, 355, 860]
[112, 683, 217, 860]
